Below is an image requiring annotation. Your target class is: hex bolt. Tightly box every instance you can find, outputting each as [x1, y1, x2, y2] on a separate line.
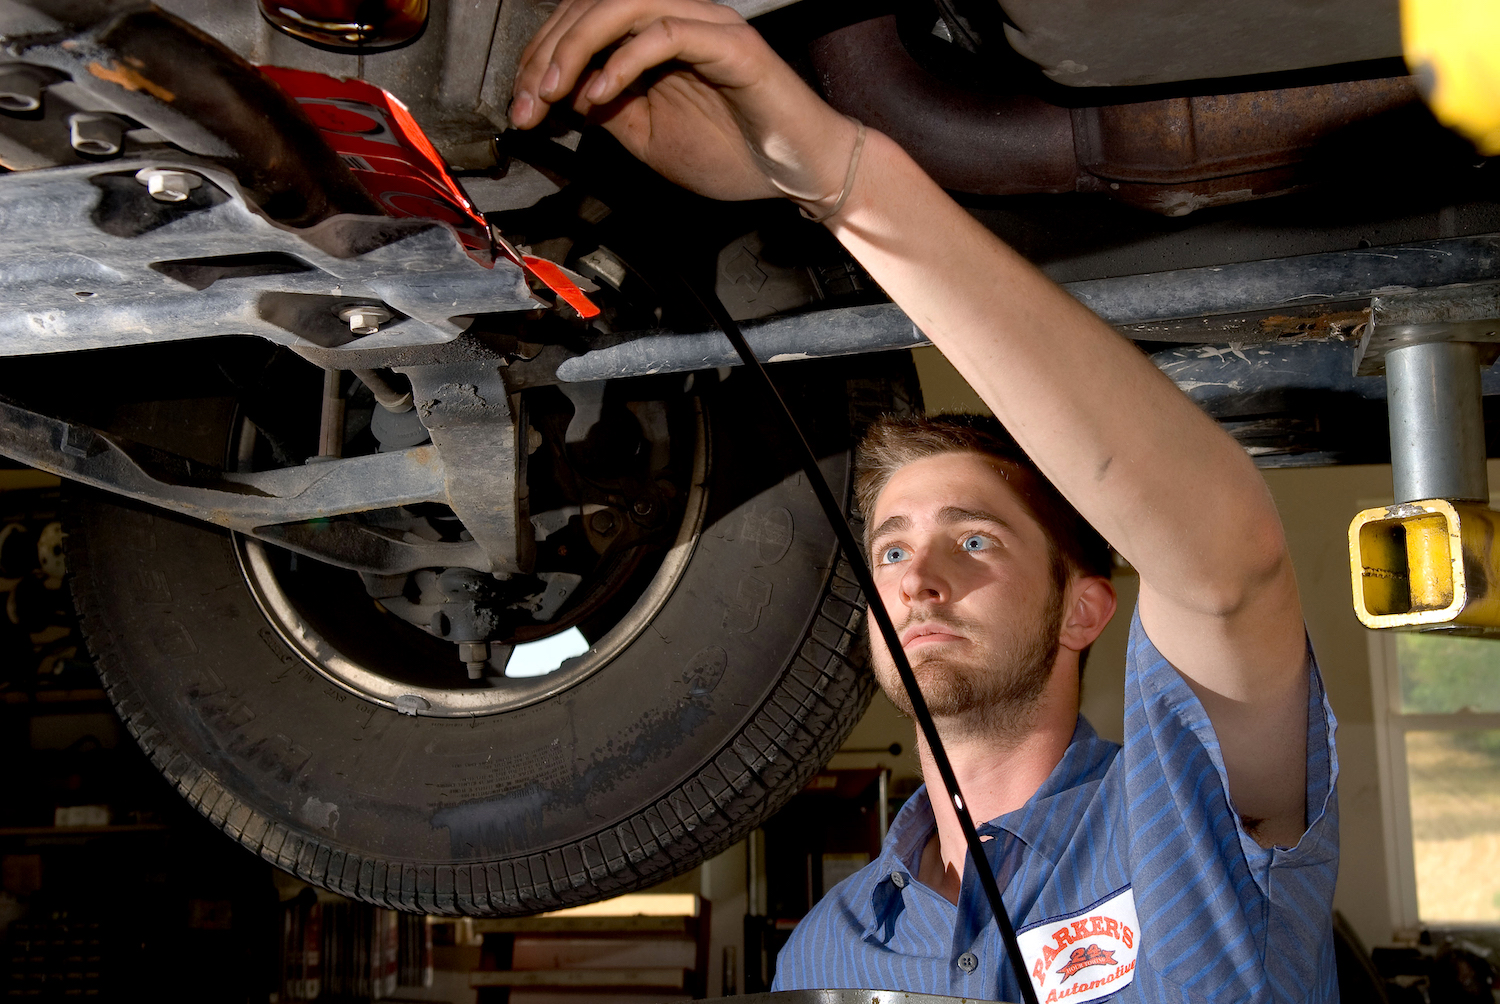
[0, 69, 43, 113]
[589, 509, 617, 535]
[134, 167, 202, 203]
[68, 113, 123, 156]
[339, 305, 394, 337]
[458, 642, 489, 680]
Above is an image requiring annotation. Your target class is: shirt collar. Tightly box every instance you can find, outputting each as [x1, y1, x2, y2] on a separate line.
[981, 716, 1118, 863]
[864, 715, 1120, 936]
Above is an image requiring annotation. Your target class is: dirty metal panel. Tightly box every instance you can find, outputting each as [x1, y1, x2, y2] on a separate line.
[1355, 283, 1500, 375]
[0, 160, 535, 357]
[403, 362, 533, 575]
[157, 0, 506, 168]
[998, 0, 1401, 88]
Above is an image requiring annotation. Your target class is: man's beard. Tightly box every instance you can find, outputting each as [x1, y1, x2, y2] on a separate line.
[873, 585, 1064, 742]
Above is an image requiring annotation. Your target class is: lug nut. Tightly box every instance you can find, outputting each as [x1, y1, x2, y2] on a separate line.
[458, 641, 489, 680]
[135, 167, 202, 203]
[68, 113, 122, 156]
[0, 69, 43, 113]
[340, 305, 393, 336]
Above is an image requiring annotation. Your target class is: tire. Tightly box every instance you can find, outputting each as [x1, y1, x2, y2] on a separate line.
[66, 356, 919, 915]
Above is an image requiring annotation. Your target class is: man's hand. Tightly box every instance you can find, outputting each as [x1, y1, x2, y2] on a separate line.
[510, 0, 857, 209]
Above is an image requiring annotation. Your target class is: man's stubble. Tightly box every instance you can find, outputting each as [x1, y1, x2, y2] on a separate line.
[873, 582, 1064, 744]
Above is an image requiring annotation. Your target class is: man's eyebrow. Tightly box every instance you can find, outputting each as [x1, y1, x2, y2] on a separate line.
[869, 514, 910, 544]
[936, 506, 1015, 533]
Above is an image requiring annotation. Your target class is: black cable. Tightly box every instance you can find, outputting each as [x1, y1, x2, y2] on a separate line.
[680, 279, 1041, 1004]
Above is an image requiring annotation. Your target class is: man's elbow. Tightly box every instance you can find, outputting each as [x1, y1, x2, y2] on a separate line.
[1188, 518, 1295, 619]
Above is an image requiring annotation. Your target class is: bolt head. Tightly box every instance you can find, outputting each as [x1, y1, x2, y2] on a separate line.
[0, 70, 43, 113]
[135, 167, 202, 203]
[68, 113, 122, 157]
[632, 499, 654, 517]
[589, 509, 617, 535]
[340, 305, 393, 336]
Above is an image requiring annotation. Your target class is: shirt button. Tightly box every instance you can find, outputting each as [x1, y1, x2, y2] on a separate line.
[890, 871, 907, 888]
[957, 952, 978, 974]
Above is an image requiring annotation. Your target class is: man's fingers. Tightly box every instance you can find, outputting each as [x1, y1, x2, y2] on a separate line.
[518, 0, 590, 69]
[536, 0, 742, 102]
[574, 16, 757, 109]
[513, 0, 601, 127]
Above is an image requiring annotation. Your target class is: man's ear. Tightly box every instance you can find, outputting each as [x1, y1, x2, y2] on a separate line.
[1059, 576, 1117, 652]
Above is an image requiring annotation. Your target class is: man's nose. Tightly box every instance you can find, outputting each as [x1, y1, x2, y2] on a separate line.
[899, 550, 950, 605]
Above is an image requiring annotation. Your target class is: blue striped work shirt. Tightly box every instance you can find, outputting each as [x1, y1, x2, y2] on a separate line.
[773, 607, 1339, 1003]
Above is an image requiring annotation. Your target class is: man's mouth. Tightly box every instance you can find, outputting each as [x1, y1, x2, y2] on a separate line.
[900, 623, 966, 649]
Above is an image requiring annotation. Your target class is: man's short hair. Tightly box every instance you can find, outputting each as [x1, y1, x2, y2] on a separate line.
[854, 413, 1113, 585]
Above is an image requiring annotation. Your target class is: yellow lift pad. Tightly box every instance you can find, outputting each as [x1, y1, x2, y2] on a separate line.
[1403, 0, 1500, 155]
[1350, 498, 1500, 631]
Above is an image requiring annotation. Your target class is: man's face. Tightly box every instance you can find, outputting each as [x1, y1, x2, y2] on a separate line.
[866, 451, 1065, 737]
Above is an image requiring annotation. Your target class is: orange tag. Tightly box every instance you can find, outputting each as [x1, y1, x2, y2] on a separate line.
[521, 255, 601, 319]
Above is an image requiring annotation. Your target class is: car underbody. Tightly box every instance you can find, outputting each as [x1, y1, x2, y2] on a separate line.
[0, 0, 1496, 914]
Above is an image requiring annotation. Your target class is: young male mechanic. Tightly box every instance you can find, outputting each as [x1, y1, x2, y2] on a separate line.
[512, 2, 1338, 1000]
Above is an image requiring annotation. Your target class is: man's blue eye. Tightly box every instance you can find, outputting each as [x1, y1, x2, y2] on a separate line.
[961, 535, 991, 552]
[880, 546, 910, 565]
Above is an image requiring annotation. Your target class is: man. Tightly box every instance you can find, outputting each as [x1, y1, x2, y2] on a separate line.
[511, 3, 1336, 1000]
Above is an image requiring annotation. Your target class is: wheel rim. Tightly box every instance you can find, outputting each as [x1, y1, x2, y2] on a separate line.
[234, 401, 709, 717]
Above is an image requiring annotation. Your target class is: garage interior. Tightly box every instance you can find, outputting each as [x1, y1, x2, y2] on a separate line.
[3, 344, 1498, 1001]
[4, 0, 1500, 1001]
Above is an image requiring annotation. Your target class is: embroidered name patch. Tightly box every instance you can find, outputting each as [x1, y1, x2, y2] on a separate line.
[1016, 886, 1139, 1003]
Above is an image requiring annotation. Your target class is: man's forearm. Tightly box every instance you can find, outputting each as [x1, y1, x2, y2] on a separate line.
[826, 130, 1288, 618]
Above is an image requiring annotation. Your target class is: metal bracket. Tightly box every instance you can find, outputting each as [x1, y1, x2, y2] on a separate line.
[1353, 283, 1500, 377]
[0, 396, 489, 573]
[402, 362, 534, 575]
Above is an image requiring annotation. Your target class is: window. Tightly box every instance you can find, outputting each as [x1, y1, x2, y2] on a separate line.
[1371, 630, 1500, 929]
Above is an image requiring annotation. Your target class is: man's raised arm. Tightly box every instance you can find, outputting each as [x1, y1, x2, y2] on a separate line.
[512, 0, 1311, 846]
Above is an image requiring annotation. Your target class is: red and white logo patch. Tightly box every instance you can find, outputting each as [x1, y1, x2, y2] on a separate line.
[1016, 886, 1139, 1003]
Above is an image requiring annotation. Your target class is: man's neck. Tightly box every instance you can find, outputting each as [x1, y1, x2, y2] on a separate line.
[913, 668, 1080, 904]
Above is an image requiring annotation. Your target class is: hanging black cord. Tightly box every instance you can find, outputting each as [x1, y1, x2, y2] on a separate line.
[678, 279, 1041, 1004]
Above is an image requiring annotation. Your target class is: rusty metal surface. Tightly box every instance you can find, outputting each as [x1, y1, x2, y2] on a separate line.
[809, 15, 1421, 215]
[810, 16, 1078, 197]
[1073, 78, 1418, 184]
